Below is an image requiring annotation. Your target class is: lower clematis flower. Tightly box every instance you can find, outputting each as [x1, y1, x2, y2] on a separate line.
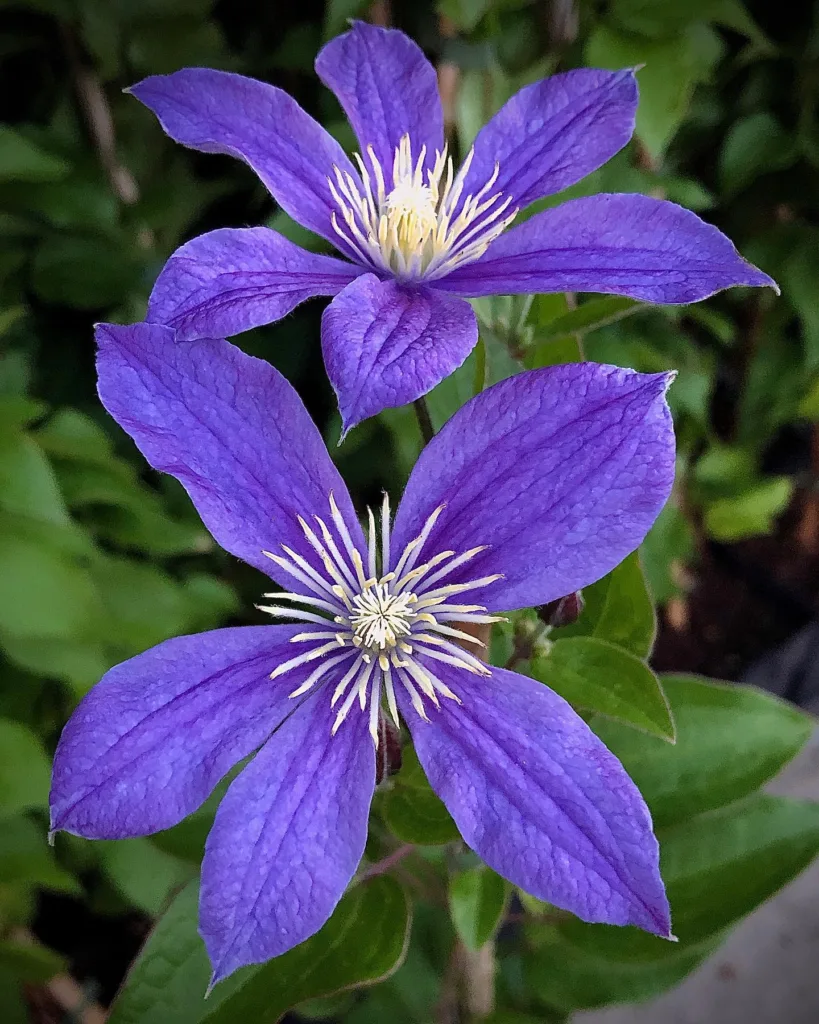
[130, 20, 775, 435]
[50, 322, 676, 983]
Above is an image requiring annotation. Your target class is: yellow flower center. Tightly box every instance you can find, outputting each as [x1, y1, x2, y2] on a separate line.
[328, 135, 518, 282]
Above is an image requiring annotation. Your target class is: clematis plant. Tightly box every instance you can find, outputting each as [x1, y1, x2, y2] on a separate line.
[131, 21, 774, 435]
[51, 321, 677, 985]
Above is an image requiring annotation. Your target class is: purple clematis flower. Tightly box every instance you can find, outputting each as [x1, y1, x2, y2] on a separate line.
[131, 21, 774, 436]
[51, 321, 676, 983]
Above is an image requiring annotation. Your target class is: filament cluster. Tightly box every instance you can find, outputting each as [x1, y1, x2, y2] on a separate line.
[258, 494, 502, 744]
[328, 135, 517, 281]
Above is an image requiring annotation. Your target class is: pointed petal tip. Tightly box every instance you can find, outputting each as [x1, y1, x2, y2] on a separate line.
[660, 368, 678, 392]
[761, 270, 781, 295]
[638, 897, 673, 939]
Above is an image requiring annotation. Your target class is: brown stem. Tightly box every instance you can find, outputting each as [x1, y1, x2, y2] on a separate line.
[437, 14, 460, 140]
[369, 0, 390, 26]
[62, 27, 140, 210]
[360, 843, 414, 880]
[461, 941, 496, 1021]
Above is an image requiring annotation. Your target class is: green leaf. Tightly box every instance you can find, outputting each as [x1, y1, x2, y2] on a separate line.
[0, 395, 45, 431]
[610, 0, 724, 36]
[0, 430, 69, 525]
[0, 939, 65, 981]
[640, 502, 695, 603]
[383, 746, 460, 845]
[525, 794, 819, 1009]
[55, 460, 209, 556]
[798, 376, 819, 419]
[266, 210, 329, 253]
[0, 719, 51, 816]
[0, 126, 69, 182]
[36, 409, 114, 465]
[553, 552, 656, 658]
[204, 877, 411, 1022]
[1, 634, 109, 695]
[525, 335, 583, 368]
[107, 881, 207, 1024]
[425, 334, 518, 430]
[109, 876, 411, 1024]
[0, 816, 79, 894]
[30, 236, 142, 308]
[0, 523, 100, 640]
[0, 968, 28, 1024]
[661, 795, 819, 945]
[587, 25, 722, 159]
[783, 238, 819, 367]
[524, 929, 716, 1012]
[719, 113, 796, 196]
[532, 298, 643, 343]
[531, 638, 674, 741]
[100, 838, 194, 916]
[0, 177, 119, 232]
[485, 1012, 565, 1024]
[704, 476, 793, 541]
[149, 810, 213, 864]
[449, 866, 508, 951]
[323, 0, 368, 40]
[594, 674, 813, 828]
[438, 0, 493, 32]
[93, 558, 192, 654]
[693, 443, 757, 497]
[712, 0, 777, 56]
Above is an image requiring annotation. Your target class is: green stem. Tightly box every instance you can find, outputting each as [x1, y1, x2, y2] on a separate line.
[413, 396, 435, 445]
[564, 291, 585, 361]
[473, 336, 488, 394]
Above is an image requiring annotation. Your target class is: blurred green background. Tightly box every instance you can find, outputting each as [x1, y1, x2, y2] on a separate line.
[3, 0, 819, 1021]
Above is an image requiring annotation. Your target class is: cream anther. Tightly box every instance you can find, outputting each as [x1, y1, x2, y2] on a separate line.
[328, 135, 517, 282]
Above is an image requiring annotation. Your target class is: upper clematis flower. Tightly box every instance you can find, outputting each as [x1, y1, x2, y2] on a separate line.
[51, 321, 676, 983]
[131, 21, 775, 436]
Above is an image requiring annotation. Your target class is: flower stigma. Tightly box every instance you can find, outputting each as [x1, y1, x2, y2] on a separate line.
[327, 134, 518, 282]
[258, 493, 504, 745]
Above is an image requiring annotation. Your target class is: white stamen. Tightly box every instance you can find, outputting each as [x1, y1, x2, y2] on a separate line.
[327, 134, 517, 282]
[288, 649, 355, 698]
[257, 494, 499, 746]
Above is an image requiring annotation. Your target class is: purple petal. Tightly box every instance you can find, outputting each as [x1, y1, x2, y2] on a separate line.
[129, 69, 357, 245]
[321, 274, 478, 436]
[96, 322, 363, 581]
[316, 21, 443, 175]
[50, 625, 307, 840]
[457, 69, 637, 211]
[147, 228, 363, 342]
[392, 363, 675, 611]
[200, 690, 374, 982]
[402, 663, 670, 935]
[442, 194, 777, 302]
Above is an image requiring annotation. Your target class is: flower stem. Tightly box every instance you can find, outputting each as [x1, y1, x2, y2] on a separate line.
[360, 843, 414, 880]
[473, 336, 488, 394]
[564, 291, 585, 360]
[414, 396, 435, 445]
